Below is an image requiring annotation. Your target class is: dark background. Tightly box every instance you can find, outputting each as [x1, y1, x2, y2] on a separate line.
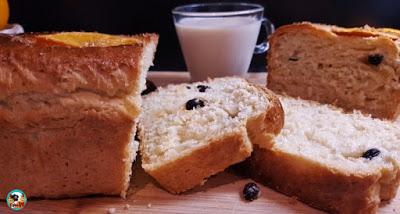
[8, 0, 400, 72]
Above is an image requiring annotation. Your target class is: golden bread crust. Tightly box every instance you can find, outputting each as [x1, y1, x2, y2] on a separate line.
[246, 85, 284, 149]
[0, 111, 135, 199]
[145, 133, 252, 193]
[246, 146, 400, 214]
[0, 33, 158, 99]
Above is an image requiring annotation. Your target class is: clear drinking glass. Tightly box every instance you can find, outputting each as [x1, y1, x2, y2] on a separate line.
[172, 3, 274, 81]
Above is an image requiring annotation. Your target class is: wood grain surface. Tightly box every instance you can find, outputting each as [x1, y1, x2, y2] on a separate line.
[1, 72, 398, 214]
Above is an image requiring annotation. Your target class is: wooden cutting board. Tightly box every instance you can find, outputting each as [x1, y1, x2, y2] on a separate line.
[1, 72, 399, 214]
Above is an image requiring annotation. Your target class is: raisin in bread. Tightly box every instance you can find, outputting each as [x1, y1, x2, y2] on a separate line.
[138, 77, 284, 193]
[247, 96, 400, 214]
[267, 22, 400, 120]
[0, 32, 158, 199]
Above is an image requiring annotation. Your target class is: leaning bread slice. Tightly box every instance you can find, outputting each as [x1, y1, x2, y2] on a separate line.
[267, 22, 400, 120]
[247, 96, 400, 214]
[139, 77, 284, 193]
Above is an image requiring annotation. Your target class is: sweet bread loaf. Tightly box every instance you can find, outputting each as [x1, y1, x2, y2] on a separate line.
[0, 32, 158, 198]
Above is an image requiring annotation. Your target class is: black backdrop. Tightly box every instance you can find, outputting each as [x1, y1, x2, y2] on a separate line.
[8, 0, 400, 72]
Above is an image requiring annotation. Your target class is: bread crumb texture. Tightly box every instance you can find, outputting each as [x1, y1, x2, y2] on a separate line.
[277, 96, 400, 174]
[140, 77, 269, 169]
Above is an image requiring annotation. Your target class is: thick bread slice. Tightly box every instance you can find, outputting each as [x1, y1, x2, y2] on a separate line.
[0, 32, 158, 199]
[267, 22, 400, 120]
[247, 96, 400, 214]
[139, 77, 284, 193]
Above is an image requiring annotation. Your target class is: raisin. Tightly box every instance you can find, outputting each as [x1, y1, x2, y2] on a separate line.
[368, 54, 384, 66]
[141, 79, 157, 95]
[362, 148, 381, 160]
[197, 85, 210, 92]
[185, 98, 205, 110]
[243, 182, 260, 201]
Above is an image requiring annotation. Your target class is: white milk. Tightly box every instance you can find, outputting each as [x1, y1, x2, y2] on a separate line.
[175, 17, 261, 81]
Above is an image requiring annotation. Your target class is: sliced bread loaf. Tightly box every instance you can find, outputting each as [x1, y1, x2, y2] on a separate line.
[247, 96, 400, 214]
[267, 22, 400, 120]
[0, 32, 158, 199]
[139, 77, 284, 193]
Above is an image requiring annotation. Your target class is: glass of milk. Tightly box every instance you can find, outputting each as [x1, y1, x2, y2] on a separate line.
[172, 3, 274, 81]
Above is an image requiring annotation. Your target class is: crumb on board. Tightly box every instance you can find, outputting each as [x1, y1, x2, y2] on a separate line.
[288, 196, 298, 205]
[147, 203, 152, 208]
[107, 208, 116, 214]
[124, 204, 130, 210]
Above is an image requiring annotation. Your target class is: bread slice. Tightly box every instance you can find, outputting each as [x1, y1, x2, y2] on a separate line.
[139, 77, 284, 193]
[0, 32, 158, 198]
[267, 22, 400, 120]
[247, 96, 400, 214]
